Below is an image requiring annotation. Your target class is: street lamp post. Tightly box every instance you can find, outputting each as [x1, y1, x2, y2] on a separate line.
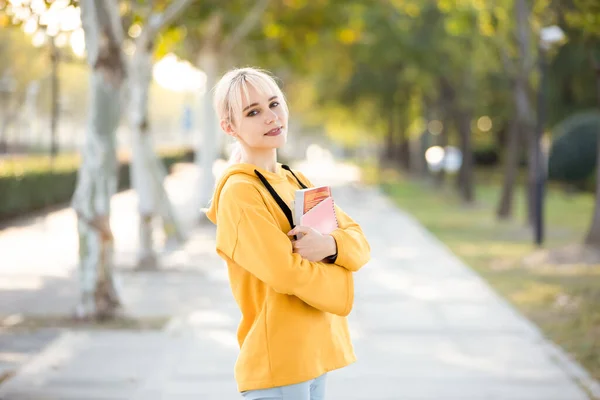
[534, 43, 547, 246]
[534, 25, 566, 246]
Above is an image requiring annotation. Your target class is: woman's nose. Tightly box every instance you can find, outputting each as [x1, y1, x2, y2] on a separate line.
[266, 110, 278, 124]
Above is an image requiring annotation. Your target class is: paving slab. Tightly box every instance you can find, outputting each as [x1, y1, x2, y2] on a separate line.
[0, 161, 597, 399]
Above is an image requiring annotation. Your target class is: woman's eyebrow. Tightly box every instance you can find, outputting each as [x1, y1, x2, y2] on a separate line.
[243, 96, 278, 112]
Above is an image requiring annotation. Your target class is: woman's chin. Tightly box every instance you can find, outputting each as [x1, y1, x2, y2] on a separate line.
[264, 133, 287, 148]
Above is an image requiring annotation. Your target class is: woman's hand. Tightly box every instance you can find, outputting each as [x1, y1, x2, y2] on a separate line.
[287, 226, 337, 262]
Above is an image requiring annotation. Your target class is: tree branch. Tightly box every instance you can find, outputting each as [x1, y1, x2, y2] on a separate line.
[128, 1, 156, 21]
[198, 11, 222, 59]
[221, 0, 270, 54]
[498, 40, 517, 77]
[524, 54, 538, 76]
[103, 0, 126, 45]
[80, 0, 120, 65]
[143, 0, 196, 42]
[514, 0, 534, 76]
[80, 0, 126, 84]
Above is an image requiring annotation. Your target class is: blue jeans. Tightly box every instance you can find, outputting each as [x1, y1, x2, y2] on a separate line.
[241, 374, 327, 400]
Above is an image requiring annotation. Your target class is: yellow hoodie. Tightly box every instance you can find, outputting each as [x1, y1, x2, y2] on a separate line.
[205, 162, 370, 392]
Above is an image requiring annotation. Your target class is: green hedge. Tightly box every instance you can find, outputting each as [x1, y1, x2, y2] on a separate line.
[548, 111, 600, 183]
[0, 147, 194, 222]
[473, 146, 500, 166]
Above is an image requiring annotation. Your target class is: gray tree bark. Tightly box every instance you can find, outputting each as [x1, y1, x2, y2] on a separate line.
[497, 116, 521, 219]
[455, 110, 475, 203]
[585, 55, 600, 246]
[71, 0, 127, 320]
[514, 0, 536, 226]
[196, 46, 220, 215]
[128, 0, 193, 268]
[384, 109, 395, 164]
[50, 36, 60, 159]
[434, 124, 448, 187]
[436, 77, 455, 187]
[196, 1, 270, 217]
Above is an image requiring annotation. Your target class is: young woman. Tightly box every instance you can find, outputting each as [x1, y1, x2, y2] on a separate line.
[205, 67, 370, 400]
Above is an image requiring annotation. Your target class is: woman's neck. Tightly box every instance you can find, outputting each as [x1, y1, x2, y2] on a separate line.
[241, 148, 278, 173]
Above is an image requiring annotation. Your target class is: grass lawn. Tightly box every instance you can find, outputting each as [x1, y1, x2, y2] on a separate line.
[364, 164, 600, 381]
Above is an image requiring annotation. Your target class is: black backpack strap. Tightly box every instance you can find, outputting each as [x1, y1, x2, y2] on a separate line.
[254, 170, 296, 232]
[281, 165, 308, 189]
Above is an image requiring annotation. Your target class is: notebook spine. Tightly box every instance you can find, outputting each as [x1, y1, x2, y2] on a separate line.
[330, 197, 339, 228]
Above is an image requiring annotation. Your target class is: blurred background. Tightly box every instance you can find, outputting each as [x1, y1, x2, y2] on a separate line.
[0, 0, 600, 397]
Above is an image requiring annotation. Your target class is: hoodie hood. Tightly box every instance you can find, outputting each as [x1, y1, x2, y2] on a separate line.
[205, 162, 288, 224]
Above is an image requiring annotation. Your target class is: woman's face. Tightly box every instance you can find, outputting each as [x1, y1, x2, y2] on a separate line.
[229, 84, 288, 150]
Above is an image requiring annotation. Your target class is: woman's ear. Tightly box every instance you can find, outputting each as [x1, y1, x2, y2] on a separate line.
[220, 119, 236, 137]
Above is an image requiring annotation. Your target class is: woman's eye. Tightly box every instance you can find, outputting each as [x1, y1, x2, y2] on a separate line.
[246, 102, 278, 117]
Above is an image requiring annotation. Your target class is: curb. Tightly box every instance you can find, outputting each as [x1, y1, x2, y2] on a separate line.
[543, 339, 600, 399]
[384, 187, 600, 400]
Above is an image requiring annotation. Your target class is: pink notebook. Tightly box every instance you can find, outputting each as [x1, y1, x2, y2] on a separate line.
[299, 196, 338, 234]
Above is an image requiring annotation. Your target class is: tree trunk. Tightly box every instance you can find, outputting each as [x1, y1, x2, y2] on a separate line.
[395, 110, 410, 172]
[398, 140, 410, 172]
[71, 0, 126, 320]
[0, 108, 8, 153]
[434, 123, 448, 187]
[455, 110, 475, 203]
[408, 138, 424, 176]
[513, 75, 536, 226]
[585, 136, 600, 245]
[437, 77, 456, 187]
[197, 49, 220, 217]
[497, 116, 520, 219]
[385, 110, 395, 163]
[24, 81, 40, 149]
[50, 36, 59, 159]
[584, 55, 600, 246]
[514, 0, 536, 226]
[129, 41, 185, 269]
[526, 122, 536, 226]
[0, 95, 24, 153]
[195, 5, 269, 217]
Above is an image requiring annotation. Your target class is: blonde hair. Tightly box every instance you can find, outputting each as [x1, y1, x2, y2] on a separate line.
[212, 67, 288, 164]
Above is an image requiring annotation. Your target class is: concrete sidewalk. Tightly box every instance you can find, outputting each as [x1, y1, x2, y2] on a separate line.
[0, 161, 598, 399]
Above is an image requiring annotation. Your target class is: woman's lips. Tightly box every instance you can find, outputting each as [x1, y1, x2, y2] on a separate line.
[265, 127, 282, 136]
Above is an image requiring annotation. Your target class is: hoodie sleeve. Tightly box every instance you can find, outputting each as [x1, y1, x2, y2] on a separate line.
[295, 171, 371, 272]
[215, 180, 354, 317]
[329, 205, 371, 272]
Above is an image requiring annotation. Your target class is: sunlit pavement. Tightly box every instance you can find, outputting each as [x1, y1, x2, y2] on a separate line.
[0, 159, 597, 399]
